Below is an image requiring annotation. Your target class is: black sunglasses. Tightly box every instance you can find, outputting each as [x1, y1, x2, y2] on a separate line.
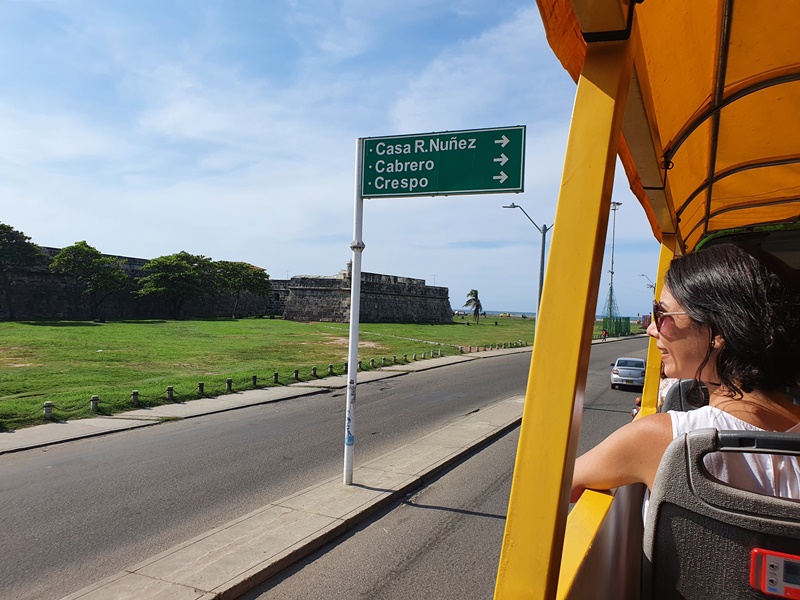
[652, 300, 687, 331]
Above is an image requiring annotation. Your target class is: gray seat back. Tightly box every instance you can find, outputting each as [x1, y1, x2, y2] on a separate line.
[642, 429, 800, 600]
[660, 379, 709, 413]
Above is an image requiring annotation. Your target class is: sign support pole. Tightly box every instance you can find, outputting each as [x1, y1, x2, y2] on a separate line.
[343, 126, 525, 485]
[344, 138, 365, 485]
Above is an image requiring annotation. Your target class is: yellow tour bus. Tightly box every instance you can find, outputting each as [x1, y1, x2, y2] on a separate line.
[494, 1, 800, 598]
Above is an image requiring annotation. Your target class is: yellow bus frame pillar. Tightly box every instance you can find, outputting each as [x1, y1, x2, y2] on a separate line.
[494, 39, 633, 599]
[640, 236, 677, 417]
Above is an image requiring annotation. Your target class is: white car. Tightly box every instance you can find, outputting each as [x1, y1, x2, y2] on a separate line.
[610, 357, 646, 390]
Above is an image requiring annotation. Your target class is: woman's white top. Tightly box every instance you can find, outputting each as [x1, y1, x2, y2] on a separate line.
[643, 405, 800, 520]
[669, 405, 800, 499]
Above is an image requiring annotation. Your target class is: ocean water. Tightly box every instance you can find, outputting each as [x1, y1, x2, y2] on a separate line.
[479, 311, 639, 320]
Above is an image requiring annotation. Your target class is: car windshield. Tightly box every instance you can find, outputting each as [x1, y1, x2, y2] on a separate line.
[617, 360, 644, 368]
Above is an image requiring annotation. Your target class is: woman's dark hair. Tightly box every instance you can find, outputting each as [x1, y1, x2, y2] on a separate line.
[665, 242, 800, 397]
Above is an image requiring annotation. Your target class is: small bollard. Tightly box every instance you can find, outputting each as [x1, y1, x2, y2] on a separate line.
[382, 357, 386, 366]
[403, 354, 408, 362]
[167, 386, 174, 400]
[226, 378, 233, 392]
[393, 355, 397, 364]
[468, 346, 472, 353]
[252, 375, 258, 387]
[370, 358, 375, 368]
[132, 390, 139, 406]
[293, 369, 299, 380]
[358, 360, 362, 371]
[44, 401, 53, 419]
[328, 364, 334, 375]
[312, 366, 317, 377]
[438, 349, 442, 357]
[413, 353, 417, 361]
[422, 352, 426, 359]
[273, 372, 279, 384]
[91, 395, 99, 412]
[198, 382, 204, 395]
[344, 362, 348, 374]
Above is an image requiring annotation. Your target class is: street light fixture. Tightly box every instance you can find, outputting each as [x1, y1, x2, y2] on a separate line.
[502, 202, 552, 317]
[640, 273, 655, 290]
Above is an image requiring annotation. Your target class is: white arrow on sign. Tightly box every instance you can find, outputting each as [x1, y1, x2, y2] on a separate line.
[494, 153, 508, 166]
[494, 135, 509, 148]
[493, 171, 508, 184]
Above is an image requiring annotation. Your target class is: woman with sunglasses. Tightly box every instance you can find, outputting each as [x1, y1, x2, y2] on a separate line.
[571, 243, 800, 503]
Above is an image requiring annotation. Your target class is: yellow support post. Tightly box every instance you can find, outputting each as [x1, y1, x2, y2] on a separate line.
[494, 39, 633, 599]
[640, 236, 677, 417]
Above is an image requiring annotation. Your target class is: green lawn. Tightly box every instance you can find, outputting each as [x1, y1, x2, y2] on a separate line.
[0, 317, 536, 429]
[0, 316, 645, 430]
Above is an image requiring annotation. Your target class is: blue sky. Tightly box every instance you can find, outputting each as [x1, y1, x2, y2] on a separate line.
[1, 0, 660, 316]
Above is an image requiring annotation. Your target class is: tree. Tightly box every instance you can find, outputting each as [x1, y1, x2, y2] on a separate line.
[135, 252, 216, 319]
[463, 289, 483, 324]
[50, 241, 129, 320]
[0, 222, 48, 320]
[216, 261, 271, 318]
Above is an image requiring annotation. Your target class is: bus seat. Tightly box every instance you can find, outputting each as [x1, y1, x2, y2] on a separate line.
[642, 429, 800, 600]
[660, 379, 708, 413]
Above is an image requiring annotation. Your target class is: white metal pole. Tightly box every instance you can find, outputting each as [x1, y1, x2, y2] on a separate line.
[344, 138, 365, 485]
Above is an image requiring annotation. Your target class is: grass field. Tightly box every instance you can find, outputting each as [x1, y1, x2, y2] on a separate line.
[0, 316, 644, 430]
[0, 317, 537, 429]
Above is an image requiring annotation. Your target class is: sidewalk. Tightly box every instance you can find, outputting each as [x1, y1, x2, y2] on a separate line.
[62, 394, 524, 600]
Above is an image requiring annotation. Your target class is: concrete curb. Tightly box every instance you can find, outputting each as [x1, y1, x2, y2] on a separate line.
[59, 395, 524, 600]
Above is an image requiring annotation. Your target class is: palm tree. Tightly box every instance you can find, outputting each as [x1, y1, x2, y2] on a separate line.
[463, 289, 483, 324]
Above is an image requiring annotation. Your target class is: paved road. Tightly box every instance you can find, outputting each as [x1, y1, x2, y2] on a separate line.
[1, 351, 532, 600]
[241, 337, 648, 599]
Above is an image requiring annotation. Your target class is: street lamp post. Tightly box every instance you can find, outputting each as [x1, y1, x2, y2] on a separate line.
[503, 203, 552, 317]
[640, 273, 655, 291]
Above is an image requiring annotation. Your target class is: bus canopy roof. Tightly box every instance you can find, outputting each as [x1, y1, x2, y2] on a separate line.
[537, 0, 800, 253]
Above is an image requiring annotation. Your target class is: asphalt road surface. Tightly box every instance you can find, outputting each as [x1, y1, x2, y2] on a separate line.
[0, 337, 646, 600]
[2, 349, 531, 600]
[242, 337, 648, 599]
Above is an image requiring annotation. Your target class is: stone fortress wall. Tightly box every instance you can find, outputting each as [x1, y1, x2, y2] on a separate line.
[281, 264, 453, 323]
[1, 250, 453, 324]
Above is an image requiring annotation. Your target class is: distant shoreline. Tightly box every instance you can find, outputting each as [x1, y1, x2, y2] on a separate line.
[474, 311, 642, 320]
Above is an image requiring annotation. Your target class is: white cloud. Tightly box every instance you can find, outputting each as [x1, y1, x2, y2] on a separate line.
[390, 7, 563, 132]
[0, 104, 128, 166]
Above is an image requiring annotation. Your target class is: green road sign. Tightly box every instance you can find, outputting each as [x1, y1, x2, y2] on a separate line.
[360, 126, 525, 198]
